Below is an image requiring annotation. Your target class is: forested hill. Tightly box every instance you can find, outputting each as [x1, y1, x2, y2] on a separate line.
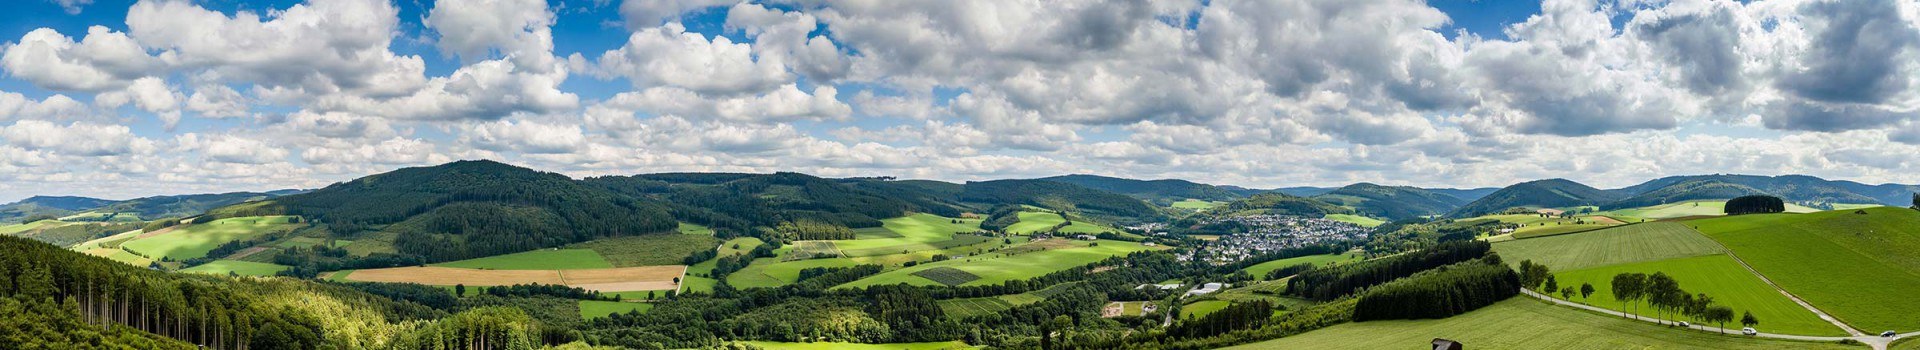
[957, 179, 1166, 223]
[1217, 193, 1354, 217]
[0, 195, 115, 223]
[91, 192, 288, 220]
[1611, 174, 1916, 207]
[1449, 179, 1623, 217]
[1037, 174, 1242, 203]
[240, 160, 677, 262]
[586, 172, 962, 233]
[1311, 183, 1468, 220]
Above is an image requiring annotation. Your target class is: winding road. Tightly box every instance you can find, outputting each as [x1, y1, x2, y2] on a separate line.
[1521, 289, 1918, 350]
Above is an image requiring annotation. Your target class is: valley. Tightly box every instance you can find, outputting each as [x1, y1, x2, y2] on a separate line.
[2, 161, 1918, 349]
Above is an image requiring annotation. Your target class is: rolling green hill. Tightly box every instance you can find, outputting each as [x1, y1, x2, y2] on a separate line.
[1311, 183, 1469, 220]
[1692, 207, 1920, 332]
[1451, 179, 1625, 217]
[1616, 174, 1912, 207]
[1215, 193, 1354, 217]
[956, 179, 1164, 223]
[589, 172, 962, 233]
[1491, 222, 1725, 271]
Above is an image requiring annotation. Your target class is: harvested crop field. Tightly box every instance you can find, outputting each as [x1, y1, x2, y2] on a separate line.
[340, 265, 686, 292]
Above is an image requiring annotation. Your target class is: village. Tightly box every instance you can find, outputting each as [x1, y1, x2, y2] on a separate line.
[1176, 215, 1372, 264]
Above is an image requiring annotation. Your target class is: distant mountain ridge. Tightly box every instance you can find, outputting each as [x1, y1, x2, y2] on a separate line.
[1608, 174, 1917, 208]
[0, 191, 299, 224]
[1450, 179, 1625, 217]
[1036, 174, 1241, 203]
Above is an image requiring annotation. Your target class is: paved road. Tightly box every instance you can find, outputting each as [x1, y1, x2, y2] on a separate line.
[1521, 289, 1918, 350]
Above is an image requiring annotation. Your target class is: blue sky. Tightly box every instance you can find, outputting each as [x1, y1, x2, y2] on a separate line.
[0, 0, 1916, 203]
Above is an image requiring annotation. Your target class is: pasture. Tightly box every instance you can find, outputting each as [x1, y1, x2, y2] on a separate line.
[1003, 210, 1117, 236]
[179, 260, 290, 277]
[828, 213, 983, 257]
[937, 282, 1083, 319]
[1511, 222, 1615, 239]
[431, 249, 614, 270]
[737, 341, 972, 350]
[83, 247, 151, 266]
[727, 257, 862, 289]
[1171, 199, 1224, 210]
[837, 240, 1158, 288]
[1601, 200, 1823, 222]
[1551, 254, 1845, 336]
[119, 216, 304, 260]
[1181, 300, 1231, 319]
[1227, 299, 1858, 350]
[1693, 207, 1920, 332]
[1492, 222, 1725, 271]
[911, 267, 981, 286]
[578, 300, 652, 320]
[1240, 252, 1364, 278]
[340, 265, 686, 292]
[567, 234, 720, 267]
[1322, 214, 1384, 228]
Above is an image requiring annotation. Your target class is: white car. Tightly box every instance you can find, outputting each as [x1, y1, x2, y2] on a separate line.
[1677, 321, 1690, 328]
[1741, 327, 1757, 336]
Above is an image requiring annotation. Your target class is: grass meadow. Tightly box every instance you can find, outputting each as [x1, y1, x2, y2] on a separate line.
[1694, 207, 1920, 332]
[1227, 299, 1857, 350]
[837, 240, 1158, 288]
[1321, 214, 1384, 228]
[120, 216, 304, 260]
[1550, 254, 1845, 336]
[1492, 222, 1725, 271]
[179, 259, 291, 277]
[1239, 252, 1364, 278]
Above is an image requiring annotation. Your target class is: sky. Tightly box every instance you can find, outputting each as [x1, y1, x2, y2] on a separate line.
[1, 0, 1919, 203]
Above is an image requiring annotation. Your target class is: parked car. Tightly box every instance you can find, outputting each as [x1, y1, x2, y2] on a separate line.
[1741, 327, 1757, 336]
[1677, 321, 1690, 328]
[1883, 331, 1898, 337]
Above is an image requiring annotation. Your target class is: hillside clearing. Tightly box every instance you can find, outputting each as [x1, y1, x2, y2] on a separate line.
[1240, 252, 1364, 278]
[1321, 214, 1384, 228]
[179, 260, 290, 277]
[578, 300, 652, 320]
[119, 216, 304, 260]
[567, 234, 720, 267]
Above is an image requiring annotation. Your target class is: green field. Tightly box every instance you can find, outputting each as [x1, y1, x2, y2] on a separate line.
[179, 260, 291, 277]
[936, 282, 1082, 319]
[1171, 199, 1225, 210]
[1228, 299, 1858, 350]
[1693, 207, 1920, 332]
[727, 257, 862, 288]
[738, 341, 971, 350]
[431, 249, 614, 270]
[827, 213, 983, 256]
[1322, 214, 1384, 228]
[838, 240, 1156, 288]
[1003, 211, 1113, 235]
[680, 275, 716, 294]
[1240, 252, 1364, 278]
[1511, 222, 1615, 239]
[1181, 300, 1231, 319]
[0, 220, 65, 235]
[676, 222, 714, 235]
[578, 300, 652, 320]
[1492, 222, 1725, 271]
[120, 216, 304, 260]
[1551, 254, 1844, 336]
[567, 234, 719, 267]
[1602, 200, 1824, 221]
[689, 237, 765, 276]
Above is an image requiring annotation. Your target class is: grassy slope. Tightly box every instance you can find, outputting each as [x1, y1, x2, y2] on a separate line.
[838, 240, 1156, 288]
[1321, 214, 1384, 228]
[578, 300, 653, 320]
[0, 220, 64, 235]
[1694, 207, 1920, 332]
[727, 257, 863, 288]
[676, 222, 714, 235]
[1551, 254, 1844, 336]
[828, 213, 981, 255]
[567, 234, 718, 267]
[179, 260, 291, 277]
[1492, 222, 1725, 271]
[431, 249, 615, 270]
[1239, 252, 1364, 278]
[1604, 200, 1824, 221]
[1229, 299, 1859, 350]
[1511, 223, 1615, 239]
[1171, 199, 1224, 210]
[120, 216, 303, 260]
[1181, 300, 1231, 319]
[739, 341, 971, 350]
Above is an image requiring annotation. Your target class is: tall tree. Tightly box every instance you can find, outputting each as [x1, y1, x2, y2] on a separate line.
[1611, 273, 1648, 320]
[1579, 283, 1596, 304]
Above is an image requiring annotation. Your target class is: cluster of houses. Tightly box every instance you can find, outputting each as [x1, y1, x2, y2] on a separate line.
[1177, 215, 1370, 264]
